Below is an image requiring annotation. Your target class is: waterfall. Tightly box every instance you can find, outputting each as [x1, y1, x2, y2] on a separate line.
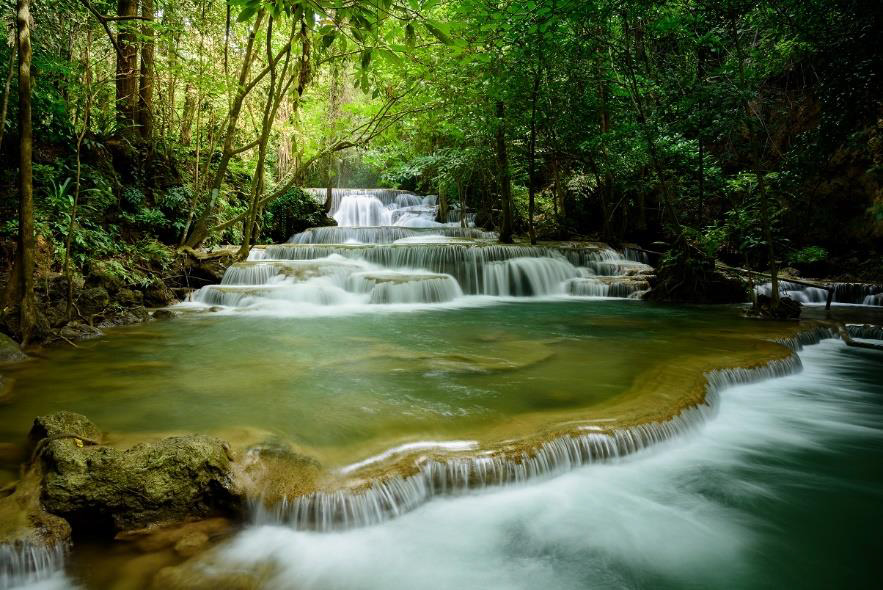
[186, 187, 655, 311]
[332, 195, 394, 227]
[311, 188, 471, 231]
[482, 257, 582, 296]
[347, 272, 463, 304]
[0, 543, 67, 590]
[290, 226, 495, 244]
[188, 243, 654, 310]
[756, 280, 882, 306]
[250, 327, 836, 532]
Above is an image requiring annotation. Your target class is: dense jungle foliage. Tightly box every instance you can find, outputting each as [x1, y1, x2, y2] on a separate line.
[0, 0, 880, 342]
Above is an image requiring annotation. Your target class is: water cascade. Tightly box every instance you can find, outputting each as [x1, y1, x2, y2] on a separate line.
[188, 189, 654, 311]
[756, 280, 882, 306]
[0, 543, 67, 590]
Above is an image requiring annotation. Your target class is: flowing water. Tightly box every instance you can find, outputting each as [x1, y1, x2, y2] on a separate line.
[1, 189, 881, 589]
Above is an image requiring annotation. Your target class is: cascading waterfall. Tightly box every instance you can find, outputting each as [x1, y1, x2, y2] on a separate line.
[332, 194, 394, 227]
[250, 327, 836, 531]
[756, 280, 882, 306]
[187, 187, 654, 310]
[309, 188, 468, 230]
[290, 226, 496, 244]
[0, 543, 67, 590]
[347, 272, 464, 304]
[305, 188, 415, 216]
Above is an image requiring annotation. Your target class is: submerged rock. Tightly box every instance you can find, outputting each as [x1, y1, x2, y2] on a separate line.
[30, 412, 240, 533]
[152, 308, 179, 320]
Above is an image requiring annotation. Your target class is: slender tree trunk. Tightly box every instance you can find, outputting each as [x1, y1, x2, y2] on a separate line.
[727, 2, 778, 307]
[696, 41, 707, 207]
[238, 16, 299, 258]
[0, 43, 16, 153]
[65, 29, 92, 320]
[457, 176, 466, 227]
[138, 0, 154, 140]
[179, 84, 195, 144]
[438, 183, 449, 224]
[597, 46, 615, 240]
[185, 11, 268, 247]
[323, 60, 341, 214]
[324, 155, 334, 213]
[496, 100, 513, 243]
[527, 67, 540, 245]
[15, 0, 36, 344]
[620, 10, 680, 232]
[115, 0, 139, 129]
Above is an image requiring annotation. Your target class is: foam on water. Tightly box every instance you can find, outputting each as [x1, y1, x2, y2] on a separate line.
[216, 335, 881, 589]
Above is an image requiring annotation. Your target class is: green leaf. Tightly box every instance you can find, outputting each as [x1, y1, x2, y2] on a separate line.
[237, 5, 257, 22]
[378, 48, 403, 65]
[361, 48, 373, 69]
[322, 32, 336, 48]
[424, 22, 450, 44]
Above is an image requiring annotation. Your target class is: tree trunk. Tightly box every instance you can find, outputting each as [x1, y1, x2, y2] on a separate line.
[597, 47, 615, 241]
[621, 10, 680, 232]
[324, 155, 334, 213]
[727, 2, 779, 308]
[115, 0, 139, 129]
[185, 11, 268, 248]
[179, 84, 195, 144]
[15, 0, 36, 344]
[438, 183, 449, 224]
[0, 43, 15, 153]
[138, 0, 154, 140]
[527, 67, 540, 245]
[65, 29, 92, 320]
[495, 100, 513, 244]
[238, 16, 299, 259]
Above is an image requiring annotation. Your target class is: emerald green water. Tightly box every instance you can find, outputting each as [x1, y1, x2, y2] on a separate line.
[0, 301, 794, 470]
[1, 301, 881, 590]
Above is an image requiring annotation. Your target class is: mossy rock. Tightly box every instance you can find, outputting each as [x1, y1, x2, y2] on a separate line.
[29, 411, 103, 446]
[30, 413, 241, 533]
[77, 286, 110, 316]
[0, 332, 26, 363]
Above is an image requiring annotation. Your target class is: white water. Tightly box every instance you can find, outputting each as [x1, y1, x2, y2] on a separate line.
[0, 544, 71, 590]
[208, 338, 881, 589]
[756, 280, 882, 306]
[186, 188, 654, 313]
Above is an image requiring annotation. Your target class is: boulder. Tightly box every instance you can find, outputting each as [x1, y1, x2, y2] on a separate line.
[751, 294, 801, 320]
[29, 411, 103, 448]
[57, 321, 103, 342]
[143, 279, 176, 307]
[86, 261, 126, 294]
[117, 288, 144, 307]
[77, 286, 110, 316]
[32, 414, 239, 532]
[152, 309, 179, 321]
[0, 332, 27, 363]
